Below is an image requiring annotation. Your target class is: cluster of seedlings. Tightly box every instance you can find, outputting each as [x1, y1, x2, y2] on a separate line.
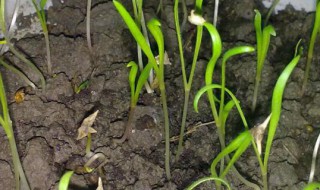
[0, 0, 320, 189]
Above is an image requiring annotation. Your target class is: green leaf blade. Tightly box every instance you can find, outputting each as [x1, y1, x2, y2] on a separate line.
[113, 0, 154, 64]
[133, 63, 153, 104]
[264, 54, 301, 166]
[59, 171, 74, 190]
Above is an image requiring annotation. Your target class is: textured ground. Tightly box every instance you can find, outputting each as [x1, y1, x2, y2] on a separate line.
[0, 0, 319, 189]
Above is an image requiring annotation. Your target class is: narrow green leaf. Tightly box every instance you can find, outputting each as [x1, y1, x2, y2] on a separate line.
[220, 136, 251, 178]
[133, 63, 153, 104]
[58, 171, 74, 190]
[302, 0, 320, 93]
[210, 131, 252, 177]
[264, 54, 301, 166]
[113, 0, 155, 66]
[254, 9, 262, 55]
[147, 18, 163, 73]
[127, 61, 138, 100]
[194, 84, 248, 129]
[222, 46, 255, 64]
[0, 72, 10, 135]
[40, 0, 48, 10]
[304, 182, 320, 190]
[258, 25, 276, 72]
[221, 100, 236, 126]
[0, 0, 5, 32]
[203, 22, 222, 85]
[195, 0, 203, 13]
[219, 46, 255, 122]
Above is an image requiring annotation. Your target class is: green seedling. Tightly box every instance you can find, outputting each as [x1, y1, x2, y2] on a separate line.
[304, 182, 320, 190]
[252, 9, 276, 112]
[185, 18, 256, 187]
[193, 84, 259, 189]
[0, 72, 31, 190]
[302, 0, 320, 95]
[59, 171, 74, 190]
[260, 42, 301, 190]
[0, 0, 46, 90]
[203, 19, 254, 172]
[113, 61, 152, 143]
[74, 80, 89, 94]
[191, 42, 300, 189]
[113, 0, 171, 179]
[132, 0, 154, 93]
[31, 0, 52, 76]
[0, 58, 36, 89]
[77, 110, 99, 156]
[308, 131, 320, 183]
[174, 0, 206, 160]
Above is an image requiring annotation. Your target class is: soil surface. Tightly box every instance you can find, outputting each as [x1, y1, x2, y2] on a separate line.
[0, 0, 319, 189]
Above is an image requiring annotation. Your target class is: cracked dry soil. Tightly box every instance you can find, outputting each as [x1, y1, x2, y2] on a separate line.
[0, 0, 319, 189]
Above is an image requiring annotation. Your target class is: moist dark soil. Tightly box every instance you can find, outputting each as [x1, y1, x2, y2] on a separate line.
[0, 0, 319, 189]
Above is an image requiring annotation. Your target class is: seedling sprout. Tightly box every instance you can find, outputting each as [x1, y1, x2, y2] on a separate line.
[0, 72, 30, 190]
[191, 40, 301, 189]
[31, 0, 53, 76]
[261, 41, 302, 189]
[74, 80, 90, 94]
[113, 0, 172, 179]
[113, 61, 152, 143]
[174, 0, 206, 160]
[252, 9, 276, 112]
[302, 0, 320, 95]
[58, 171, 74, 190]
[132, 0, 154, 93]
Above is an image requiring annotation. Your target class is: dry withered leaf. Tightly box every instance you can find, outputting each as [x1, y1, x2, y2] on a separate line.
[14, 88, 25, 103]
[77, 110, 99, 140]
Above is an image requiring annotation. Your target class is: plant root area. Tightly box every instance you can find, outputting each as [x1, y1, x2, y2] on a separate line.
[0, 0, 319, 189]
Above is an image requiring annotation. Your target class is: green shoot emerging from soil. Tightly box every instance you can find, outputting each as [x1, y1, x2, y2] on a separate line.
[132, 0, 153, 93]
[59, 171, 74, 190]
[252, 9, 276, 112]
[113, 0, 171, 180]
[190, 41, 301, 189]
[193, 84, 256, 189]
[302, 0, 320, 95]
[31, 0, 52, 76]
[74, 80, 89, 94]
[0, 72, 30, 190]
[0, 0, 46, 90]
[258, 41, 302, 190]
[174, 0, 205, 160]
[113, 61, 152, 143]
[202, 18, 254, 173]
[187, 17, 257, 188]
